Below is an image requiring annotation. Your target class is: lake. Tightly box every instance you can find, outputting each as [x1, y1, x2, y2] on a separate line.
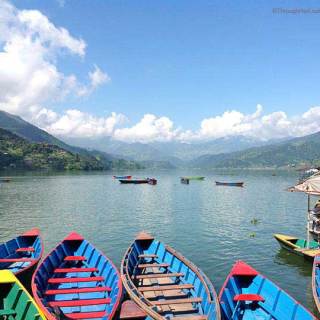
[0, 169, 318, 315]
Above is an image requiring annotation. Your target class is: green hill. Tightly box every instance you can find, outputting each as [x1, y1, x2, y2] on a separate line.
[190, 132, 320, 169]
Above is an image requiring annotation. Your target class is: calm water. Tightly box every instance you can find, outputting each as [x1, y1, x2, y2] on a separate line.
[0, 170, 319, 315]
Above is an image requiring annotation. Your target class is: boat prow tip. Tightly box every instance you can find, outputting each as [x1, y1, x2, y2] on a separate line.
[135, 231, 154, 241]
[64, 231, 84, 241]
[23, 228, 40, 236]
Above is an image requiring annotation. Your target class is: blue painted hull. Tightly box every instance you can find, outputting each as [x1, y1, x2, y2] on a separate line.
[121, 232, 221, 319]
[312, 255, 320, 313]
[0, 228, 43, 290]
[32, 232, 123, 320]
[219, 260, 316, 319]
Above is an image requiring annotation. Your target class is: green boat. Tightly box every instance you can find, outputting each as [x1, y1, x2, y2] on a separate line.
[181, 176, 205, 181]
[0, 270, 45, 320]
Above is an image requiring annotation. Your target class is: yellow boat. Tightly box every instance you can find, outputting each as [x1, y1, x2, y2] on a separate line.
[0, 270, 46, 319]
[274, 233, 320, 260]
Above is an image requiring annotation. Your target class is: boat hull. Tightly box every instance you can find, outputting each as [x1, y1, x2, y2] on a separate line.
[0, 270, 46, 320]
[215, 181, 244, 187]
[181, 176, 205, 181]
[274, 233, 320, 260]
[113, 175, 132, 179]
[32, 232, 122, 320]
[219, 260, 316, 319]
[119, 179, 149, 184]
[312, 254, 320, 313]
[121, 232, 221, 319]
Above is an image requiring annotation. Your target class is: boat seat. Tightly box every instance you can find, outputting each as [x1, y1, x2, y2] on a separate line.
[48, 276, 104, 284]
[135, 272, 184, 280]
[48, 298, 111, 307]
[64, 256, 86, 262]
[45, 286, 111, 295]
[138, 254, 158, 259]
[173, 316, 207, 320]
[139, 284, 194, 292]
[0, 258, 35, 263]
[54, 267, 98, 273]
[152, 297, 202, 306]
[138, 263, 169, 269]
[0, 309, 16, 316]
[234, 294, 265, 302]
[64, 311, 107, 319]
[16, 247, 35, 253]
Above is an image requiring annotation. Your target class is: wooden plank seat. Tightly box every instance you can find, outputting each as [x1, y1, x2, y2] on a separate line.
[139, 283, 194, 292]
[172, 316, 207, 320]
[48, 298, 111, 307]
[64, 311, 107, 319]
[152, 297, 202, 306]
[0, 258, 35, 263]
[138, 263, 169, 269]
[233, 294, 265, 302]
[16, 247, 35, 253]
[45, 286, 111, 295]
[135, 272, 184, 280]
[138, 254, 158, 259]
[48, 276, 104, 284]
[0, 309, 16, 316]
[54, 267, 98, 273]
[64, 256, 86, 262]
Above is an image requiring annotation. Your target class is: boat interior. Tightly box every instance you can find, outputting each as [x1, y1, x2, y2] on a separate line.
[123, 233, 218, 319]
[33, 233, 121, 320]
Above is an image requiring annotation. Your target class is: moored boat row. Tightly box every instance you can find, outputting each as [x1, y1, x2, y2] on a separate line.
[0, 229, 317, 319]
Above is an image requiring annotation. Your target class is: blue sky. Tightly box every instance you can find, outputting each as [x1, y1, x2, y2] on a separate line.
[2, 0, 320, 141]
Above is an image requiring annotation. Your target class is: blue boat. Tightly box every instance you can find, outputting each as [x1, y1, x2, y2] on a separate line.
[121, 232, 221, 319]
[32, 232, 123, 320]
[215, 181, 244, 187]
[0, 228, 43, 287]
[113, 175, 132, 179]
[312, 254, 320, 313]
[219, 260, 316, 319]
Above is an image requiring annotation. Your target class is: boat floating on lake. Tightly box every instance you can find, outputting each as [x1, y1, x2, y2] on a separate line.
[0, 228, 43, 287]
[121, 232, 221, 319]
[215, 181, 244, 187]
[119, 178, 157, 185]
[274, 233, 320, 260]
[180, 177, 190, 184]
[32, 232, 123, 320]
[0, 177, 11, 182]
[113, 175, 132, 179]
[0, 270, 46, 320]
[181, 176, 205, 181]
[312, 254, 320, 313]
[219, 260, 316, 319]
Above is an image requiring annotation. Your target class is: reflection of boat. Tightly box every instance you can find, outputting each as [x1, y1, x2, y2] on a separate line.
[0, 177, 11, 182]
[312, 254, 320, 313]
[32, 232, 122, 320]
[0, 228, 43, 287]
[119, 178, 157, 185]
[113, 175, 132, 179]
[274, 233, 320, 260]
[215, 181, 244, 187]
[0, 270, 46, 320]
[121, 232, 221, 319]
[181, 176, 205, 181]
[219, 260, 316, 319]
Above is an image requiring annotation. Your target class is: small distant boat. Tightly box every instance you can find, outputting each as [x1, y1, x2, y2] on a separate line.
[312, 254, 320, 313]
[119, 178, 157, 185]
[32, 232, 123, 320]
[215, 181, 244, 187]
[0, 270, 46, 320]
[121, 232, 221, 319]
[0, 228, 43, 286]
[219, 260, 316, 319]
[0, 177, 11, 182]
[113, 175, 132, 179]
[274, 233, 320, 260]
[180, 177, 190, 184]
[181, 176, 205, 180]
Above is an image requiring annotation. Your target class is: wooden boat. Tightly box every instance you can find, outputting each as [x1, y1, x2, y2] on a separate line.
[121, 232, 221, 319]
[32, 232, 123, 320]
[0, 177, 11, 182]
[219, 260, 316, 319]
[273, 233, 320, 260]
[113, 175, 132, 179]
[181, 176, 205, 181]
[215, 181, 244, 187]
[0, 270, 46, 320]
[312, 254, 320, 313]
[119, 178, 157, 185]
[0, 228, 43, 287]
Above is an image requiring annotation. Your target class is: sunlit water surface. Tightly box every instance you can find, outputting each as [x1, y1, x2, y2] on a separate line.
[0, 169, 318, 315]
